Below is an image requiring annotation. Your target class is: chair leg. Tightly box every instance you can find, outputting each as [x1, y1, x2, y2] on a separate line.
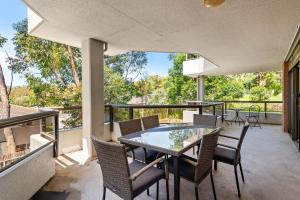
[195, 186, 199, 200]
[166, 180, 169, 200]
[234, 165, 241, 197]
[214, 160, 218, 171]
[102, 186, 106, 200]
[239, 163, 245, 183]
[156, 181, 159, 200]
[147, 188, 150, 196]
[193, 146, 195, 155]
[132, 150, 135, 160]
[210, 171, 217, 200]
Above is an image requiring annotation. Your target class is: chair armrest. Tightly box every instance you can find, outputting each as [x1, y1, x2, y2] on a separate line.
[217, 143, 238, 150]
[219, 134, 239, 140]
[125, 146, 133, 152]
[181, 157, 197, 166]
[129, 157, 164, 181]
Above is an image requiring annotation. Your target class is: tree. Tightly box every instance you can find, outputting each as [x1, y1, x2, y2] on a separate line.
[165, 53, 196, 104]
[105, 51, 147, 82]
[12, 20, 82, 108]
[134, 75, 165, 104]
[205, 76, 244, 101]
[249, 86, 272, 101]
[0, 37, 10, 117]
[0, 34, 16, 154]
[104, 66, 132, 104]
[12, 19, 147, 110]
[241, 71, 282, 100]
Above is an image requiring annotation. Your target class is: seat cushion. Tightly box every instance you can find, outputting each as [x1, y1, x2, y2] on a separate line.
[129, 160, 165, 197]
[162, 156, 195, 182]
[214, 146, 237, 165]
[127, 147, 160, 163]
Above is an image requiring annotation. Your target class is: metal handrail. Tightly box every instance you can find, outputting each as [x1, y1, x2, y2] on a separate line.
[46, 100, 282, 132]
[0, 110, 60, 173]
[0, 110, 59, 129]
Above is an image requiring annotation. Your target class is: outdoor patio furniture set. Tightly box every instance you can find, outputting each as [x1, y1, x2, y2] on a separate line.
[93, 114, 250, 200]
[225, 105, 261, 128]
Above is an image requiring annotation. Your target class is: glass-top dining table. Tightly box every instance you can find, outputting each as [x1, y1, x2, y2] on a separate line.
[118, 123, 218, 200]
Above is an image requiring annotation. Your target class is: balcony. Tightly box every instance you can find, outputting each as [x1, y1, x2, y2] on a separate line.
[32, 123, 300, 200]
[1, 0, 300, 199]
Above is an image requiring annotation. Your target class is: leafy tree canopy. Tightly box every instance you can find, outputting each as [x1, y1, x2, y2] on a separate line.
[165, 53, 196, 104]
[105, 51, 147, 82]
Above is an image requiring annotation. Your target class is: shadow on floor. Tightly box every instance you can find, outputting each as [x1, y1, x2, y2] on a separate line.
[31, 191, 69, 200]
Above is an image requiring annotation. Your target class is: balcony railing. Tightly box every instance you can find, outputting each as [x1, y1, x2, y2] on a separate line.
[0, 110, 59, 173]
[49, 100, 282, 132]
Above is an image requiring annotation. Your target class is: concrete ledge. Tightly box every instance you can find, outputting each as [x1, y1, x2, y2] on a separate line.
[0, 145, 55, 200]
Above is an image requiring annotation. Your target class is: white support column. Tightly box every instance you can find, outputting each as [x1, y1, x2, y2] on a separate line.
[81, 38, 105, 160]
[197, 75, 205, 101]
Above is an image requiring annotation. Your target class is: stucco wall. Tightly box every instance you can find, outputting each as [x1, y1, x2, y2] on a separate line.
[59, 128, 82, 155]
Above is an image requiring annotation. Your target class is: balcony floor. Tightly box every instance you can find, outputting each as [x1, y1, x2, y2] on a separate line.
[31, 124, 300, 200]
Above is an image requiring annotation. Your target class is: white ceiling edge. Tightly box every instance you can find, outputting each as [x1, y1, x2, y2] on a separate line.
[22, 0, 300, 76]
[25, 2, 129, 55]
[183, 57, 219, 77]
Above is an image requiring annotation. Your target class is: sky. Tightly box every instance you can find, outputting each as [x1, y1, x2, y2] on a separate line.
[0, 0, 172, 86]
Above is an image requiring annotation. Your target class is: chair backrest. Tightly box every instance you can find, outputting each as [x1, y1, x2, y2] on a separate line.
[236, 122, 250, 154]
[92, 137, 133, 199]
[141, 115, 160, 130]
[119, 118, 143, 136]
[195, 128, 220, 183]
[249, 105, 260, 117]
[193, 114, 217, 127]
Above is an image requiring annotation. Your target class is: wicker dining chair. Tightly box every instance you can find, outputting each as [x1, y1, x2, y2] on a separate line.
[163, 128, 220, 200]
[193, 114, 217, 127]
[141, 115, 160, 130]
[92, 137, 169, 200]
[119, 119, 160, 164]
[213, 122, 250, 197]
[193, 114, 217, 154]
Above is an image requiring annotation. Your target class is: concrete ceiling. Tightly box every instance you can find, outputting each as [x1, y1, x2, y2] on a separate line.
[23, 0, 300, 75]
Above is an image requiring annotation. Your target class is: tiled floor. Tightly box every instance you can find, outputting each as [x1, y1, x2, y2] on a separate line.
[32, 124, 300, 200]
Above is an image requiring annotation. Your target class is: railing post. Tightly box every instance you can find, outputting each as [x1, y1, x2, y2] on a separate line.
[264, 102, 267, 118]
[198, 105, 203, 115]
[54, 114, 59, 157]
[129, 107, 134, 119]
[225, 101, 227, 113]
[109, 106, 114, 132]
[221, 103, 224, 122]
[213, 105, 216, 115]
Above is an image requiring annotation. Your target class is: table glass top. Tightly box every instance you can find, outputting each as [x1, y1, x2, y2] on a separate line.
[119, 124, 216, 155]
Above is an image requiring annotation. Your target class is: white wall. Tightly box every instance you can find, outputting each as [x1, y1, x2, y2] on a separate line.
[58, 128, 82, 155]
[0, 145, 55, 200]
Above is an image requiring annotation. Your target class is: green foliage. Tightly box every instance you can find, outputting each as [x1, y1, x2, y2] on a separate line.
[105, 51, 147, 82]
[239, 72, 282, 101]
[249, 86, 272, 101]
[205, 76, 244, 101]
[134, 75, 166, 104]
[9, 86, 30, 106]
[13, 20, 80, 86]
[0, 35, 7, 48]
[165, 54, 196, 104]
[104, 66, 132, 104]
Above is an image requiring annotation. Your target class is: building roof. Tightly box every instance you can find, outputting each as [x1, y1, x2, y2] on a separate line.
[0, 103, 39, 118]
[23, 0, 300, 75]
